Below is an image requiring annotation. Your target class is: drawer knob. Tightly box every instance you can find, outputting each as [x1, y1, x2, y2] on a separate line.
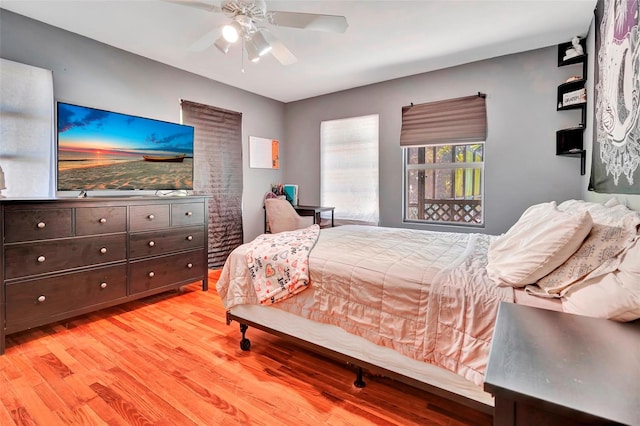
[148, 271, 155, 278]
[37, 255, 46, 263]
[100, 282, 108, 289]
[37, 295, 46, 303]
[187, 263, 193, 269]
[99, 218, 107, 224]
[186, 211, 193, 216]
[148, 214, 155, 220]
[37, 221, 46, 229]
[100, 247, 107, 254]
[187, 235, 193, 241]
[148, 241, 155, 247]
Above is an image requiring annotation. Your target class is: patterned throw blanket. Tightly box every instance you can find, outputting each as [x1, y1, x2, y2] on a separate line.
[247, 225, 320, 304]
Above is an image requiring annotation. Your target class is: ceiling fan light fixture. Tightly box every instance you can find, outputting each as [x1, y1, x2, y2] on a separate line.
[251, 30, 272, 57]
[214, 36, 232, 54]
[222, 21, 241, 43]
[245, 41, 261, 62]
[180, 0, 347, 67]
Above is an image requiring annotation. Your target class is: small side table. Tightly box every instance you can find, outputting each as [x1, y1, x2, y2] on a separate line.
[294, 205, 334, 228]
[485, 302, 640, 426]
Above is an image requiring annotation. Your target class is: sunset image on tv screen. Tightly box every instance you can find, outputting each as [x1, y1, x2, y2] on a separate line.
[57, 102, 194, 191]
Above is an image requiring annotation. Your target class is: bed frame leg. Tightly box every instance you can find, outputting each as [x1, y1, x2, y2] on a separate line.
[354, 366, 366, 388]
[239, 323, 251, 351]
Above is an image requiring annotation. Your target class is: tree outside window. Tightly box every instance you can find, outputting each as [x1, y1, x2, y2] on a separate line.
[404, 143, 484, 225]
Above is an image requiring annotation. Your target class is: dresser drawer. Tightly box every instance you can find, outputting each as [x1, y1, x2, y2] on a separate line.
[129, 250, 205, 294]
[5, 264, 127, 331]
[4, 234, 127, 279]
[76, 206, 127, 235]
[4, 208, 73, 243]
[171, 202, 205, 227]
[129, 226, 205, 259]
[130, 204, 170, 231]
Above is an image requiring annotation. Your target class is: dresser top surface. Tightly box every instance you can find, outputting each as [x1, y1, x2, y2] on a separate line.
[0, 196, 207, 206]
[484, 302, 640, 425]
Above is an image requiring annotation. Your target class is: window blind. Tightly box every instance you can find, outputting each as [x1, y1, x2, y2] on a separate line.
[321, 114, 379, 224]
[0, 58, 54, 197]
[400, 94, 487, 147]
[181, 100, 243, 267]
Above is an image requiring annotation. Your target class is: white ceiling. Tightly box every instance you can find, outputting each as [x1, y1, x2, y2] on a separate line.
[1, 0, 597, 103]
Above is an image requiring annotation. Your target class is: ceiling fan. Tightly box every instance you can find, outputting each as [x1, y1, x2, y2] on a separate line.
[173, 0, 348, 65]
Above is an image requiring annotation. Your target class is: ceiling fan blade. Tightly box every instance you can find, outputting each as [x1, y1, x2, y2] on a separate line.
[189, 28, 220, 52]
[163, 0, 222, 13]
[267, 11, 348, 33]
[260, 31, 297, 66]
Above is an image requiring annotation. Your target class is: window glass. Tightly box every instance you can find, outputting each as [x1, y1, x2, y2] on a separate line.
[404, 143, 484, 226]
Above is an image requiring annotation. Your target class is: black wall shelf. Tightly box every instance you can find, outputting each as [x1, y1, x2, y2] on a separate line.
[557, 38, 587, 67]
[556, 127, 586, 175]
[556, 38, 587, 175]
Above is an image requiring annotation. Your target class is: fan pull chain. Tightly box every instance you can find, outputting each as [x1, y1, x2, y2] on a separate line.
[241, 38, 245, 73]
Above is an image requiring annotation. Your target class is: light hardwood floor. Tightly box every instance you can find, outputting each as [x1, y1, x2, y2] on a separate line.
[0, 270, 492, 426]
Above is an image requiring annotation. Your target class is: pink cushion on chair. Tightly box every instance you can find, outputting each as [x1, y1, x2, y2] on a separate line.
[265, 199, 314, 233]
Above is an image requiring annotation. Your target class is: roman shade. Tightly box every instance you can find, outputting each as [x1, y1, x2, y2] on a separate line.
[400, 94, 487, 147]
[321, 114, 379, 224]
[181, 99, 243, 267]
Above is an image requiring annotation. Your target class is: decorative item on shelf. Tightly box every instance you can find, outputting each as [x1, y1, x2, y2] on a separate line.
[562, 88, 587, 107]
[566, 75, 582, 82]
[563, 36, 584, 61]
[271, 183, 284, 196]
[0, 165, 6, 198]
[283, 184, 299, 206]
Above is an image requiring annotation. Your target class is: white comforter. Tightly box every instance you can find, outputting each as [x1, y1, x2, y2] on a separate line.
[217, 225, 514, 386]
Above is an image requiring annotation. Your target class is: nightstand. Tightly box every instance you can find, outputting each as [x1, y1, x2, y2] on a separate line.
[484, 302, 640, 426]
[294, 205, 334, 228]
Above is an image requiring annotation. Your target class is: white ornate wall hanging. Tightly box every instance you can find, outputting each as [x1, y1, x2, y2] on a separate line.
[590, 0, 640, 193]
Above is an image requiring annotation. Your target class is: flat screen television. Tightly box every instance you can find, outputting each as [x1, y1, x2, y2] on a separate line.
[56, 102, 194, 192]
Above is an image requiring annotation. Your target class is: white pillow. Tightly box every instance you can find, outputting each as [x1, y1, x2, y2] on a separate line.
[538, 201, 640, 295]
[562, 238, 640, 322]
[604, 197, 620, 207]
[487, 202, 593, 288]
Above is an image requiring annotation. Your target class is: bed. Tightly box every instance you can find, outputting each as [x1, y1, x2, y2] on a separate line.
[216, 199, 640, 414]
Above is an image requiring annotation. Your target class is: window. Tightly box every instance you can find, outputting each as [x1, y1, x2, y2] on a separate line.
[321, 114, 379, 225]
[400, 94, 487, 226]
[404, 143, 484, 225]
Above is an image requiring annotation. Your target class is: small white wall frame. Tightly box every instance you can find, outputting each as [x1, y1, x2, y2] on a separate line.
[249, 136, 279, 169]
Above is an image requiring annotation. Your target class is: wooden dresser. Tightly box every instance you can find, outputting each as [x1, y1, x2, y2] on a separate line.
[485, 302, 640, 425]
[0, 196, 208, 354]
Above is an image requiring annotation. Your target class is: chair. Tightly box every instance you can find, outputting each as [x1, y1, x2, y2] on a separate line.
[265, 198, 314, 233]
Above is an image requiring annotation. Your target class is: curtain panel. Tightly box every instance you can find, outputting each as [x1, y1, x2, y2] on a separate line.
[400, 94, 487, 147]
[181, 100, 243, 268]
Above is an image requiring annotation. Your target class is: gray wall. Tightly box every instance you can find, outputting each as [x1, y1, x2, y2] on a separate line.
[0, 9, 284, 242]
[283, 47, 585, 235]
[3, 8, 635, 241]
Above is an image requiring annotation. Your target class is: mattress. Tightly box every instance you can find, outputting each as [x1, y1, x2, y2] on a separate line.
[218, 225, 515, 387]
